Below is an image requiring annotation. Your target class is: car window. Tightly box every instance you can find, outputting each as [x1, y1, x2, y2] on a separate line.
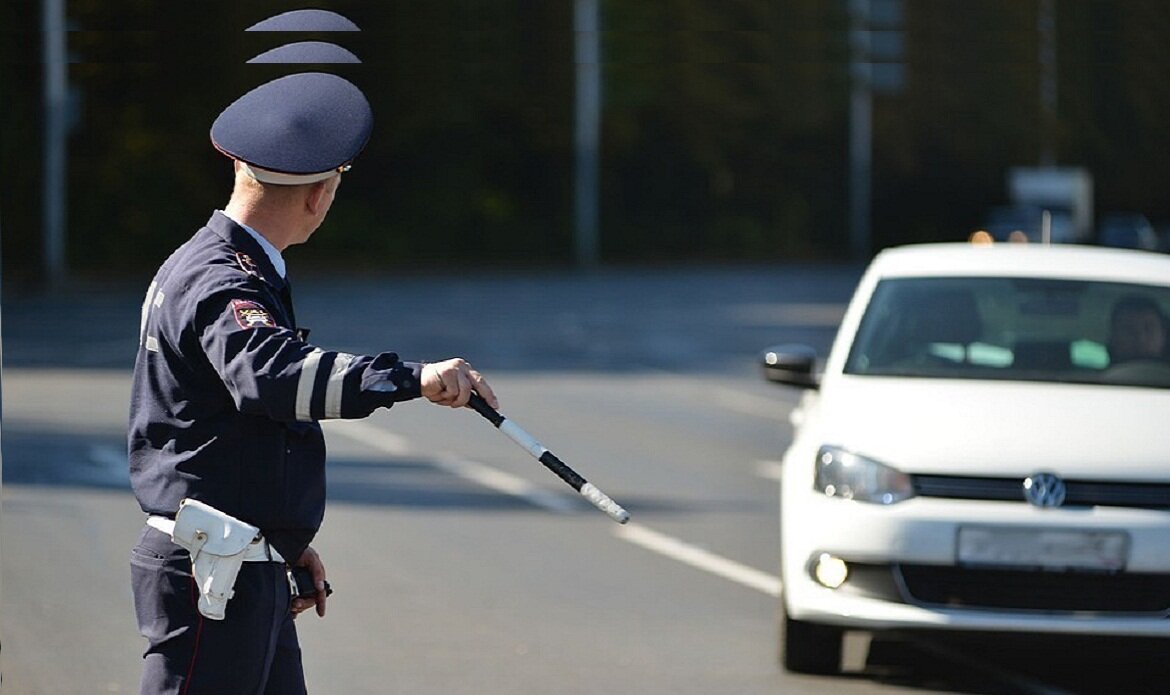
[844, 277, 1170, 388]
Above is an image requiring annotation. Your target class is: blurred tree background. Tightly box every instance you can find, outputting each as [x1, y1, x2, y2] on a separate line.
[2, 0, 1170, 288]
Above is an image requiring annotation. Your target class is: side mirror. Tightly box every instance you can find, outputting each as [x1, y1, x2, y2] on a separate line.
[760, 344, 820, 389]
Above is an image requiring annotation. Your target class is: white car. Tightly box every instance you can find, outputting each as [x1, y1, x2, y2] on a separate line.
[761, 242, 1170, 675]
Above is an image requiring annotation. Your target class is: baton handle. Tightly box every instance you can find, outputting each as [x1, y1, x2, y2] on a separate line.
[466, 392, 505, 426]
[467, 393, 630, 524]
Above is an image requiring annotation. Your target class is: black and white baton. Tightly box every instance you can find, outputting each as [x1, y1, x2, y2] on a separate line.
[466, 393, 630, 525]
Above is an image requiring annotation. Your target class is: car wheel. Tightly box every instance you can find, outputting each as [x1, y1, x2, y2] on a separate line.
[779, 596, 843, 675]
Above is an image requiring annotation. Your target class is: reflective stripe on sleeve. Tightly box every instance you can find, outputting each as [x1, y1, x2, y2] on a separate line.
[295, 349, 325, 421]
[324, 352, 354, 419]
[139, 281, 158, 342]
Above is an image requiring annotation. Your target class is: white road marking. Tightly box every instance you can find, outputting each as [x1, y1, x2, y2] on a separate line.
[317, 420, 1070, 692]
[431, 454, 579, 514]
[616, 512, 1072, 695]
[323, 419, 412, 456]
[615, 522, 781, 597]
[326, 421, 781, 596]
[755, 459, 784, 480]
[324, 420, 577, 514]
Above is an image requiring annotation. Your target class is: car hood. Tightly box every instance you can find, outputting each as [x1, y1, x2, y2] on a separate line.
[809, 376, 1170, 479]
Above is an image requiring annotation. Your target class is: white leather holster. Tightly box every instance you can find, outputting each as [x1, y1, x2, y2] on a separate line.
[148, 499, 280, 620]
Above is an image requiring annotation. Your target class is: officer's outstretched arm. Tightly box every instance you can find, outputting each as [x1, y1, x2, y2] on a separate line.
[199, 290, 423, 422]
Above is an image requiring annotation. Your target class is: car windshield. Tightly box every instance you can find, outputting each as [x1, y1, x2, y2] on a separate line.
[844, 276, 1170, 389]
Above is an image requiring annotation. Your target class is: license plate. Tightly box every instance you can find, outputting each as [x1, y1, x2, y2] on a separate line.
[957, 527, 1129, 571]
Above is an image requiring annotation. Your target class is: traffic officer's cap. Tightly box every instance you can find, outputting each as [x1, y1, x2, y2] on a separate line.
[246, 41, 361, 64]
[210, 72, 373, 185]
[245, 9, 360, 32]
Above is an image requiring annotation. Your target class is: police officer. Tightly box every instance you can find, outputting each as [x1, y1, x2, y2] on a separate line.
[129, 72, 498, 694]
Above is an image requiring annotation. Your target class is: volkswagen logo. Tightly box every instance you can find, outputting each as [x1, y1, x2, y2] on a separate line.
[1023, 473, 1067, 508]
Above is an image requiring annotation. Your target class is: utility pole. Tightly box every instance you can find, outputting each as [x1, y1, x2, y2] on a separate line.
[1038, 0, 1058, 165]
[43, 0, 68, 288]
[573, 0, 601, 268]
[0, 205, 5, 657]
[848, 0, 873, 262]
[847, 0, 904, 261]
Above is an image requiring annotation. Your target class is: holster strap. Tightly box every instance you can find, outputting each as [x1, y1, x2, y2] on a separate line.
[147, 515, 285, 564]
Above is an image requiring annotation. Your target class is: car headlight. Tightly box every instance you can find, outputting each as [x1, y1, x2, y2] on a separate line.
[814, 445, 915, 504]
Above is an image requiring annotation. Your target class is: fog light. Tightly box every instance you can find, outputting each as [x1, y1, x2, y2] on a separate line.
[812, 553, 849, 589]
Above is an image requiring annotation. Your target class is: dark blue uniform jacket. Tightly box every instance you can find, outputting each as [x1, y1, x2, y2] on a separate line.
[130, 211, 421, 562]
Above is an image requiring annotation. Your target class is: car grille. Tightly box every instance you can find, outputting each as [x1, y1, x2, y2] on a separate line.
[897, 564, 1170, 614]
[911, 475, 1170, 510]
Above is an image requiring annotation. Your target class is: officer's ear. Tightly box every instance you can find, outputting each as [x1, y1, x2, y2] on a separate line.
[304, 180, 331, 216]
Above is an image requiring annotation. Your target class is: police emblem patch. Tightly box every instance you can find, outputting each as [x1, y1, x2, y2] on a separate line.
[232, 299, 277, 329]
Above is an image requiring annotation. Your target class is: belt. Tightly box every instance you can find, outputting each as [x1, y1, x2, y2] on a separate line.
[147, 515, 285, 564]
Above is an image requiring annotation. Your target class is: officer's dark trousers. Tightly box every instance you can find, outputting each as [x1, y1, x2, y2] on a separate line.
[131, 526, 307, 695]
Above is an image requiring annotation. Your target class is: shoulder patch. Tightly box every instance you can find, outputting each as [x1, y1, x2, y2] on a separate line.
[231, 299, 277, 329]
[235, 252, 262, 278]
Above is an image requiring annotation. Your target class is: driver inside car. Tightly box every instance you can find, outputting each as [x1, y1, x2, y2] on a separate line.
[1108, 295, 1169, 364]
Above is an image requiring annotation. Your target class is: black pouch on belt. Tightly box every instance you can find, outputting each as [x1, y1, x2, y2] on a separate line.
[290, 566, 334, 599]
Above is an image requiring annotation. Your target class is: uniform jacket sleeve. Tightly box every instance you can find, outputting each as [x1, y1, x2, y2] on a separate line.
[198, 286, 422, 423]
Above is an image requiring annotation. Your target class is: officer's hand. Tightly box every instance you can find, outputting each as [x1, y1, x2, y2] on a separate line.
[291, 546, 328, 618]
[421, 358, 498, 409]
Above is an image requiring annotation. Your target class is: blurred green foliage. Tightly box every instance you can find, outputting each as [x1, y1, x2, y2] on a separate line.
[3, 0, 1170, 286]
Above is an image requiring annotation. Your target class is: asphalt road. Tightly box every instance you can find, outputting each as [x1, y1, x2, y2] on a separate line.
[3, 266, 1168, 694]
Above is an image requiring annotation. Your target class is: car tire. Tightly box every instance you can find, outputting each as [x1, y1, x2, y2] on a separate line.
[779, 597, 843, 675]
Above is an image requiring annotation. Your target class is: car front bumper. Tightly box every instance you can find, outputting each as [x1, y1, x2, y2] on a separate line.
[781, 494, 1170, 636]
